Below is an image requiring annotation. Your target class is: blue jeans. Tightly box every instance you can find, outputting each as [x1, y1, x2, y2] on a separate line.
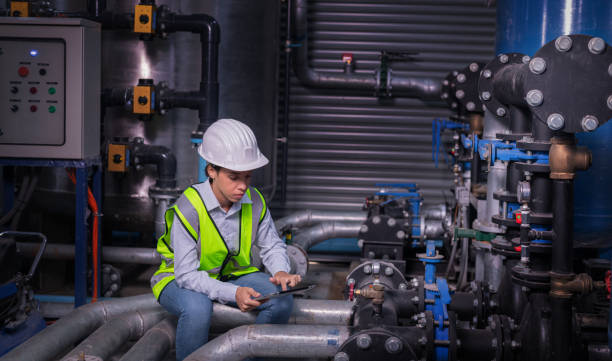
[158, 272, 293, 361]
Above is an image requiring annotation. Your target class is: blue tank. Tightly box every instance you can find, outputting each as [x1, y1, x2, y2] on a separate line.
[497, 0, 612, 245]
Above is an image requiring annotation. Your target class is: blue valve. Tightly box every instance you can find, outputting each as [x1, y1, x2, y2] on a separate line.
[432, 118, 469, 168]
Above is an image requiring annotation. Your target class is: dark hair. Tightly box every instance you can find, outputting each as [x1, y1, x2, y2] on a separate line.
[205, 164, 221, 179]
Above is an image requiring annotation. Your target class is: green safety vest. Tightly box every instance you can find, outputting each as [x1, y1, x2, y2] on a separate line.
[151, 185, 267, 299]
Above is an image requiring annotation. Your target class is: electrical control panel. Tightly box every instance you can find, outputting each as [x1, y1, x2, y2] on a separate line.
[0, 18, 100, 159]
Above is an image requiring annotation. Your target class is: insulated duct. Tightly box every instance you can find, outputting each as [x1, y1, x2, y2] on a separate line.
[118, 316, 178, 361]
[291, 0, 441, 99]
[184, 324, 351, 361]
[275, 210, 367, 234]
[291, 221, 362, 251]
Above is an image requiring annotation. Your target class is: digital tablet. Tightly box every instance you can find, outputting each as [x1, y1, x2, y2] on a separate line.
[252, 284, 316, 301]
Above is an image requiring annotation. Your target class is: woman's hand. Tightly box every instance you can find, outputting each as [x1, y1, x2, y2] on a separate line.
[269, 271, 302, 291]
[235, 287, 262, 312]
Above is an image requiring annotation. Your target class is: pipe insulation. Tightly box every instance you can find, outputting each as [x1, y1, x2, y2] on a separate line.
[17, 242, 162, 265]
[275, 210, 367, 234]
[184, 324, 351, 361]
[60, 309, 167, 361]
[118, 316, 178, 361]
[291, 221, 362, 251]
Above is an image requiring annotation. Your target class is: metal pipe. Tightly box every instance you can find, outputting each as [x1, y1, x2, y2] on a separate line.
[292, 221, 362, 251]
[60, 309, 167, 361]
[119, 316, 178, 361]
[1, 294, 159, 361]
[291, 0, 441, 99]
[275, 210, 367, 234]
[17, 242, 162, 265]
[184, 324, 351, 361]
[37, 298, 353, 328]
[280, 0, 292, 204]
[132, 143, 177, 189]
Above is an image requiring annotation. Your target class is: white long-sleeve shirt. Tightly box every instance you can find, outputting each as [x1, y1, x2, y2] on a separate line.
[172, 180, 290, 303]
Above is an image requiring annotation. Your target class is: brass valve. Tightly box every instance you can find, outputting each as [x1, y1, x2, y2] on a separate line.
[549, 136, 591, 179]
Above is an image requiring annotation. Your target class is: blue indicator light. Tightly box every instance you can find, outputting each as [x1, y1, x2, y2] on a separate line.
[29, 50, 38, 57]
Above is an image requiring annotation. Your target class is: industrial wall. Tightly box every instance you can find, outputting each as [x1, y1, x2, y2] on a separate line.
[273, 0, 496, 215]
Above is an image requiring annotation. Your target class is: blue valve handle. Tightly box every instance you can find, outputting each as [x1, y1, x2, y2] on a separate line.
[432, 119, 469, 168]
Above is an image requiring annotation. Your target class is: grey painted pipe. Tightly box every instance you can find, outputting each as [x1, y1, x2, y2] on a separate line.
[275, 210, 366, 234]
[17, 242, 162, 265]
[118, 315, 178, 361]
[184, 324, 351, 361]
[60, 309, 167, 361]
[291, 221, 362, 251]
[1, 294, 158, 361]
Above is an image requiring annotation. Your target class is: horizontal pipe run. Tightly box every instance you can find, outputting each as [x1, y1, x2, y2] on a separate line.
[291, 221, 362, 251]
[17, 242, 162, 265]
[60, 309, 167, 361]
[119, 316, 178, 361]
[184, 324, 351, 361]
[275, 210, 367, 233]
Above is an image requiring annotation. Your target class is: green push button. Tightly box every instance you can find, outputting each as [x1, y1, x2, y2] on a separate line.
[48, 105, 56, 113]
[48, 87, 56, 95]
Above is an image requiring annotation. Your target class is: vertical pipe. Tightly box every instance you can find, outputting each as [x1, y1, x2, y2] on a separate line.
[75, 167, 88, 307]
[509, 105, 530, 134]
[551, 179, 573, 274]
[551, 297, 573, 361]
[280, 0, 292, 204]
[92, 165, 103, 300]
[198, 156, 207, 183]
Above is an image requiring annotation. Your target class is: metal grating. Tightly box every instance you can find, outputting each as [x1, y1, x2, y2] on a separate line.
[273, 0, 496, 215]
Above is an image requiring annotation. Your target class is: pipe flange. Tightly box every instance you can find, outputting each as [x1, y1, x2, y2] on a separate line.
[441, 71, 460, 111]
[454, 62, 486, 113]
[338, 329, 417, 361]
[478, 53, 527, 119]
[524, 35, 612, 133]
[344, 261, 408, 297]
[286, 244, 308, 277]
[148, 186, 182, 201]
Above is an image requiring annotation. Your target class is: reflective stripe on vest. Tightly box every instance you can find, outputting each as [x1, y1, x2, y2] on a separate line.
[151, 186, 266, 299]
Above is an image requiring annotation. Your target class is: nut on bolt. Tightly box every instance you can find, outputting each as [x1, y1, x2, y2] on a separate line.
[483, 69, 492, 79]
[466, 102, 475, 111]
[457, 73, 467, 83]
[481, 91, 491, 101]
[334, 352, 350, 361]
[469, 63, 480, 72]
[555, 36, 573, 52]
[529, 57, 547, 74]
[363, 264, 372, 274]
[496, 107, 506, 117]
[498, 54, 509, 63]
[607, 95, 612, 110]
[522, 55, 531, 63]
[385, 337, 403, 354]
[384, 266, 394, 276]
[546, 113, 565, 130]
[356, 334, 372, 349]
[581, 115, 599, 132]
[588, 37, 606, 54]
[525, 89, 544, 107]
[455, 90, 465, 99]
[360, 224, 369, 233]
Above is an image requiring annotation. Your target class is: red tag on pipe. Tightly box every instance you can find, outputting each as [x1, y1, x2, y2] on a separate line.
[514, 246, 521, 252]
[515, 213, 522, 224]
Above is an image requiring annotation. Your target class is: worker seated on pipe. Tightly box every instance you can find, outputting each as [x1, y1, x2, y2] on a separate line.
[151, 118, 301, 361]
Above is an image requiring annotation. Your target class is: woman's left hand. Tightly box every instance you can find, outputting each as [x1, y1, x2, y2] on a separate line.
[270, 271, 302, 291]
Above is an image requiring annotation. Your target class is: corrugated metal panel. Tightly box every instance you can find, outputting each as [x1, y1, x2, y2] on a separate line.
[273, 0, 496, 215]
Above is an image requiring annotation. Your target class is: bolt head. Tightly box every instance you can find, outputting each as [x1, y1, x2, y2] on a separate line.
[396, 230, 406, 239]
[347, 278, 355, 286]
[469, 62, 480, 72]
[608, 64, 612, 77]
[588, 37, 606, 54]
[481, 91, 491, 101]
[499, 54, 509, 63]
[522, 55, 531, 64]
[608, 95, 612, 110]
[483, 69, 492, 79]
[363, 264, 372, 274]
[360, 224, 369, 233]
[529, 57, 547, 74]
[525, 89, 544, 107]
[372, 216, 381, 224]
[555, 36, 573, 52]
[457, 73, 467, 83]
[496, 107, 506, 117]
[356, 334, 372, 349]
[466, 102, 475, 111]
[387, 218, 396, 227]
[384, 266, 394, 276]
[399, 282, 408, 290]
[441, 92, 449, 99]
[385, 337, 403, 354]
[546, 113, 565, 130]
[581, 115, 599, 131]
[455, 90, 465, 99]
[443, 80, 449, 86]
[334, 352, 350, 361]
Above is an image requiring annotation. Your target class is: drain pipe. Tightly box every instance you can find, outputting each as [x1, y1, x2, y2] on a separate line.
[60, 309, 167, 361]
[119, 316, 178, 361]
[291, 221, 362, 251]
[275, 210, 367, 234]
[185, 324, 351, 361]
[291, 0, 441, 99]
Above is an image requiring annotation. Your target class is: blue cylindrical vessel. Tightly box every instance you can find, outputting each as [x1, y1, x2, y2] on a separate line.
[497, 0, 612, 245]
[496, 0, 612, 349]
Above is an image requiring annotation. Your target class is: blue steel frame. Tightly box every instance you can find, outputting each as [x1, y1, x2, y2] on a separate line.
[0, 157, 102, 308]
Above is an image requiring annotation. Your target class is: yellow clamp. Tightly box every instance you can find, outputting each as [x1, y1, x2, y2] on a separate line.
[133, 84, 154, 114]
[134, 4, 156, 34]
[108, 144, 128, 172]
[10, 1, 29, 17]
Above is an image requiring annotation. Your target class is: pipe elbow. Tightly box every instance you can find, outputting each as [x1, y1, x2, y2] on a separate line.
[133, 144, 177, 189]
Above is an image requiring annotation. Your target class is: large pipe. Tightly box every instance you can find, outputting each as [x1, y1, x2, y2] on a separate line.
[275, 210, 366, 234]
[60, 309, 167, 361]
[17, 242, 162, 265]
[1, 294, 157, 361]
[119, 316, 178, 361]
[291, 221, 362, 251]
[132, 142, 177, 189]
[184, 324, 351, 361]
[291, 0, 441, 99]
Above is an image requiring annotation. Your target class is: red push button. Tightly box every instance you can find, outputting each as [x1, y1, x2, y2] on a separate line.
[30, 105, 38, 112]
[30, 87, 37, 94]
[18, 66, 29, 77]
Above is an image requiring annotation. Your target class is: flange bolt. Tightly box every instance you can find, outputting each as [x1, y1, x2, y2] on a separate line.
[356, 334, 372, 349]
[385, 337, 403, 354]
[457, 73, 466, 83]
[529, 57, 547, 74]
[555, 36, 573, 52]
[481, 91, 491, 101]
[525, 89, 544, 107]
[546, 113, 565, 130]
[498, 54, 509, 63]
[588, 37, 606, 54]
[334, 352, 350, 361]
[581, 115, 599, 132]
[483, 69, 492, 79]
[496, 107, 506, 117]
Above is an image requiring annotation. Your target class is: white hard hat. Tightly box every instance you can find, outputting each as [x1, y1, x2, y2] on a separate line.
[198, 118, 269, 171]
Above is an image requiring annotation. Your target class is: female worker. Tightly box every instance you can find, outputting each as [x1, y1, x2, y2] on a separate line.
[150, 118, 301, 360]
